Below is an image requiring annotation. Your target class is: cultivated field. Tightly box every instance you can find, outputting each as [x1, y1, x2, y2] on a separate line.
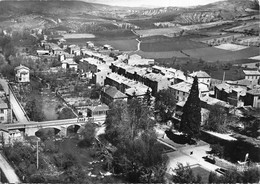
[132, 50, 188, 59]
[62, 33, 95, 39]
[140, 37, 208, 52]
[135, 27, 183, 37]
[93, 39, 138, 51]
[214, 43, 248, 51]
[182, 46, 259, 62]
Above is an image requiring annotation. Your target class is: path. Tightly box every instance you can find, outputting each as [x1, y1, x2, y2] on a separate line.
[0, 79, 30, 123]
[0, 152, 20, 183]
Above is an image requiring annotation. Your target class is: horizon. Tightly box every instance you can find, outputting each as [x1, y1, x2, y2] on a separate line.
[0, 0, 227, 8]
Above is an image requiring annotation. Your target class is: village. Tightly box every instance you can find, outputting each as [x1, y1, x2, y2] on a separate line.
[0, 27, 259, 182]
[0, 0, 259, 182]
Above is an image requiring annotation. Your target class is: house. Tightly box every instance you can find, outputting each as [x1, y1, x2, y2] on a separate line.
[92, 68, 111, 86]
[101, 85, 128, 105]
[86, 104, 109, 118]
[243, 70, 260, 84]
[86, 41, 95, 48]
[169, 81, 209, 102]
[61, 59, 78, 71]
[0, 99, 11, 124]
[14, 65, 30, 83]
[103, 44, 113, 50]
[188, 71, 211, 87]
[36, 50, 50, 56]
[244, 88, 260, 108]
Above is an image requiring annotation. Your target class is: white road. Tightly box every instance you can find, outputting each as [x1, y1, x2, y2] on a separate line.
[0, 79, 30, 123]
[0, 152, 20, 183]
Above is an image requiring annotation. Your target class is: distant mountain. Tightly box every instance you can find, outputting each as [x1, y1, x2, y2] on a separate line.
[126, 0, 259, 24]
[0, 0, 134, 17]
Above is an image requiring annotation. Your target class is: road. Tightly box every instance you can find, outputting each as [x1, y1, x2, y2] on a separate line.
[0, 79, 30, 123]
[0, 152, 20, 183]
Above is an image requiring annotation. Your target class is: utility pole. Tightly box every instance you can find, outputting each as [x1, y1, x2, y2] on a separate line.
[36, 140, 39, 169]
[222, 71, 226, 82]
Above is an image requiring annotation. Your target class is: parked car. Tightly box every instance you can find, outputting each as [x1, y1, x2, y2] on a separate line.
[203, 155, 216, 164]
[215, 168, 227, 175]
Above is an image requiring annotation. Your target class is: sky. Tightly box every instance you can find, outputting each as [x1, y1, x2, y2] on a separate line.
[83, 0, 225, 8]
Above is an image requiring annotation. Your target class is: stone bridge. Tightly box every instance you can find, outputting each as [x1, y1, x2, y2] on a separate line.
[5, 116, 106, 137]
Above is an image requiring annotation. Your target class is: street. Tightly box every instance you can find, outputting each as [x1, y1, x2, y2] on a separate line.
[0, 152, 20, 183]
[0, 79, 30, 123]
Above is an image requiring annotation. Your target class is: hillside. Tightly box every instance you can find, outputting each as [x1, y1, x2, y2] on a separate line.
[0, 1, 113, 16]
[126, 0, 259, 25]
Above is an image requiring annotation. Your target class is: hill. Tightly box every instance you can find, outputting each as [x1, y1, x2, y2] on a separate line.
[126, 0, 259, 25]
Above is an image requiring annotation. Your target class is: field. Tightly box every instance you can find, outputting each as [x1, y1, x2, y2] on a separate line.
[182, 46, 259, 62]
[62, 33, 95, 39]
[135, 27, 183, 37]
[215, 43, 248, 51]
[93, 39, 138, 51]
[140, 37, 208, 52]
[132, 50, 188, 59]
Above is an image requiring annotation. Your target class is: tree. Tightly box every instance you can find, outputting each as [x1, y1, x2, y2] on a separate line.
[180, 76, 201, 139]
[104, 99, 166, 183]
[78, 122, 96, 148]
[204, 105, 227, 133]
[24, 98, 45, 121]
[58, 107, 76, 120]
[90, 84, 101, 99]
[172, 163, 202, 183]
[155, 88, 176, 122]
[208, 167, 260, 183]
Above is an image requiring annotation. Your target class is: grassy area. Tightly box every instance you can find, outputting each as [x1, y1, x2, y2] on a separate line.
[140, 37, 208, 52]
[182, 46, 259, 62]
[93, 39, 137, 51]
[191, 166, 210, 183]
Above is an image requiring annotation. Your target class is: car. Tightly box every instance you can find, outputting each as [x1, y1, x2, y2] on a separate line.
[215, 168, 227, 175]
[203, 155, 216, 164]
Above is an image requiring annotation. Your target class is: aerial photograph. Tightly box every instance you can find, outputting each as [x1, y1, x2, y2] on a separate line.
[0, 0, 259, 183]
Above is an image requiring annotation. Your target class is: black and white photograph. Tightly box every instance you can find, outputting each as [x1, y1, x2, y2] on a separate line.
[0, 0, 259, 183]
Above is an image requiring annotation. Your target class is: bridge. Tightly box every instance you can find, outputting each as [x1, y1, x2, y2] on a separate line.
[5, 116, 106, 137]
[0, 78, 106, 137]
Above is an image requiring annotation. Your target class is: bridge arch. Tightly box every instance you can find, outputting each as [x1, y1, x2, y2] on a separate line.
[67, 124, 81, 135]
[35, 127, 61, 140]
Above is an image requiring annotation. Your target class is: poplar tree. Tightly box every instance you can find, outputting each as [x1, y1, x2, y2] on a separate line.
[180, 76, 201, 139]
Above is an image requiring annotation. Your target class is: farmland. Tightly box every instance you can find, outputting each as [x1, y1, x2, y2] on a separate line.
[182, 47, 259, 62]
[131, 50, 188, 59]
[93, 39, 138, 51]
[140, 36, 208, 52]
[62, 33, 95, 39]
[135, 27, 183, 37]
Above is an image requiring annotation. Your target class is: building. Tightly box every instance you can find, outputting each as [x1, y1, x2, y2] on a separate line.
[0, 99, 11, 124]
[14, 65, 30, 83]
[127, 54, 154, 66]
[61, 59, 78, 71]
[93, 68, 112, 86]
[243, 70, 260, 85]
[101, 85, 128, 105]
[244, 88, 260, 108]
[188, 71, 211, 87]
[169, 81, 209, 102]
[86, 41, 95, 48]
[103, 44, 113, 50]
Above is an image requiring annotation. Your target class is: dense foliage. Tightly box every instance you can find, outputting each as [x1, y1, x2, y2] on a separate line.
[155, 88, 176, 122]
[172, 163, 202, 183]
[180, 76, 201, 139]
[104, 99, 167, 183]
[208, 167, 260, 183]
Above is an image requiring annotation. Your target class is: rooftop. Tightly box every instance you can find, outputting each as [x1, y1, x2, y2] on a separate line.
[14, 64, 29, 71]
[102, 85, 127, 99]
[243, 70, 260, 76]
[247, 88, 260, 96]
[189, 71, 211, 78]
